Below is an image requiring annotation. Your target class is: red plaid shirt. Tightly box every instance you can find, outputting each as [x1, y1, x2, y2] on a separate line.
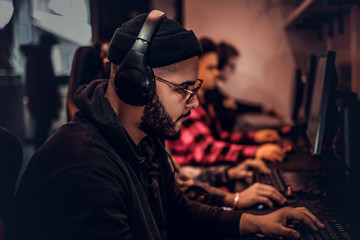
[166, 97, 258, 166]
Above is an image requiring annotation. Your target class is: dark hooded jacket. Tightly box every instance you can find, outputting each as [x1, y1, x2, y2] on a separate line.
[14, 79, 242, 240]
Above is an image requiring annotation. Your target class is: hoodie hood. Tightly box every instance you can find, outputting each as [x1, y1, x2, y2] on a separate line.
[73, 79, 139, 161]
[73, 79, 173, 176]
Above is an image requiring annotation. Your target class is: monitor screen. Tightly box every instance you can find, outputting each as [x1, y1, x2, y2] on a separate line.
[306, 51, 338, 156]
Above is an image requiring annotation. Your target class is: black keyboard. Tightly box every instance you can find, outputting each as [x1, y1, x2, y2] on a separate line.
[237, 220, 352, 239]
[286, 220, 352, 240]
[255, 169, 287, 193]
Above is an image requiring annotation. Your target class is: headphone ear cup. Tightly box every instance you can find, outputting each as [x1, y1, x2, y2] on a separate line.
[114, 50, 155, 106]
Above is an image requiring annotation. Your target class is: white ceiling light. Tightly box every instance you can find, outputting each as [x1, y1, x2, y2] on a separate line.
[0, 0, 14, 30]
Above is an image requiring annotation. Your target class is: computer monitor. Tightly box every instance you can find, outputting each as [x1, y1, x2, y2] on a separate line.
[306, 51, 338, 157]
[340, 91, 360, 175]
[303, 54, 318, 123]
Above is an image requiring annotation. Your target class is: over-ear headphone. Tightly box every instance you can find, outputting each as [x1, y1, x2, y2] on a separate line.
[114, 10, 166, 106]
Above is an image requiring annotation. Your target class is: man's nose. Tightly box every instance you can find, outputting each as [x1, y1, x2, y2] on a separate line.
[188, 94, 199, 109]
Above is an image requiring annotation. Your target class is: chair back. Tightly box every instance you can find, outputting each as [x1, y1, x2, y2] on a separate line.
[0, 127, 23, 240]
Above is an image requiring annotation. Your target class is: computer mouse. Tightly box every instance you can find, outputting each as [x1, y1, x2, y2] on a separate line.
[256, 200, 288, 211]
[255, 185, 293, 211]
[256, 203, 267, 210]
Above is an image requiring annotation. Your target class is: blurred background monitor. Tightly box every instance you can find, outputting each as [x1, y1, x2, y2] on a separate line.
[306, 51, 338, 157]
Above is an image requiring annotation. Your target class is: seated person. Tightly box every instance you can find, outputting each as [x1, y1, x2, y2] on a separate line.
[166, 37, 284, 165]
[66, 41, 110, 120]
[206, 41, 283, 131]
[13, 12, 323, 240]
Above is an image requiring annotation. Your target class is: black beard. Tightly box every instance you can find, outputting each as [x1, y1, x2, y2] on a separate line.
[140, 94, 181, 140]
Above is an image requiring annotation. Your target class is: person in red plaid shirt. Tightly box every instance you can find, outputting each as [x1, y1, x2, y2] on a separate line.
[166, 38, 284, 166]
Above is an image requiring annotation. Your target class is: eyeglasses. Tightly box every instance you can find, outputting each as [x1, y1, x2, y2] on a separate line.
[155, 76, 203, 104]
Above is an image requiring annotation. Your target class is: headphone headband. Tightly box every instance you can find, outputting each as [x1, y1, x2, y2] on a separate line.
[132, 10, 165, 54]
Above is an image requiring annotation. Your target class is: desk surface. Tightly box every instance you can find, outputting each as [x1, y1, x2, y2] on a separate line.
[239, 130, 360, 239]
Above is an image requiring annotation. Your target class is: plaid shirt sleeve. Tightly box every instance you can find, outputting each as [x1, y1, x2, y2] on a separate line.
[166, 105, 257, 166]
[218, 128, 255, 143]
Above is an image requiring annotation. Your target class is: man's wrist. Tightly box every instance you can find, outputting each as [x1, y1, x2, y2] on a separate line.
[224, 193, 235, 208]
[232, 192, 240, 209]
[239, 213, 261, 236]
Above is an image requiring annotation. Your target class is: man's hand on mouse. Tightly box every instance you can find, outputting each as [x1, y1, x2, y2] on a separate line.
[227, 159, 271, 180]
[239, 207, 325, 239]
[233, 182, 287, 209]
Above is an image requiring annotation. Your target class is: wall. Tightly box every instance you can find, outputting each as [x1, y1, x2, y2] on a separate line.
[184, 0, 298, 123]
[183, 0, 360, 124]
[151, 0, 177, 20]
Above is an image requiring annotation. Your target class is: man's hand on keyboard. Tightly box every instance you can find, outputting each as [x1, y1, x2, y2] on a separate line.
[254, 129, 280, 143]
[227, 159, 271, 180]
[255, 143, 285, 162]
[234, 182, 287, 209]
[239, 207, 325, 239]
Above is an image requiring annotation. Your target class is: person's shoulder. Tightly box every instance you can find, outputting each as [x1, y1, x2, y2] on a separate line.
[26, 120, 128, 184]
[37, 120, 113, 165]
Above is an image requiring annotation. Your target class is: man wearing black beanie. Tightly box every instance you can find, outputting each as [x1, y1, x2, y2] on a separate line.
[13, 10, 323, 240]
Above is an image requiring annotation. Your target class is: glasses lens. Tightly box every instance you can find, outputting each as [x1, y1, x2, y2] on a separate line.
[186, 79, 202, 104]
[186, 93, 195, 104]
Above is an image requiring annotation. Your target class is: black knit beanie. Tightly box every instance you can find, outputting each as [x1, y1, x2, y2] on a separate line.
[107, 12, 202, 68]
